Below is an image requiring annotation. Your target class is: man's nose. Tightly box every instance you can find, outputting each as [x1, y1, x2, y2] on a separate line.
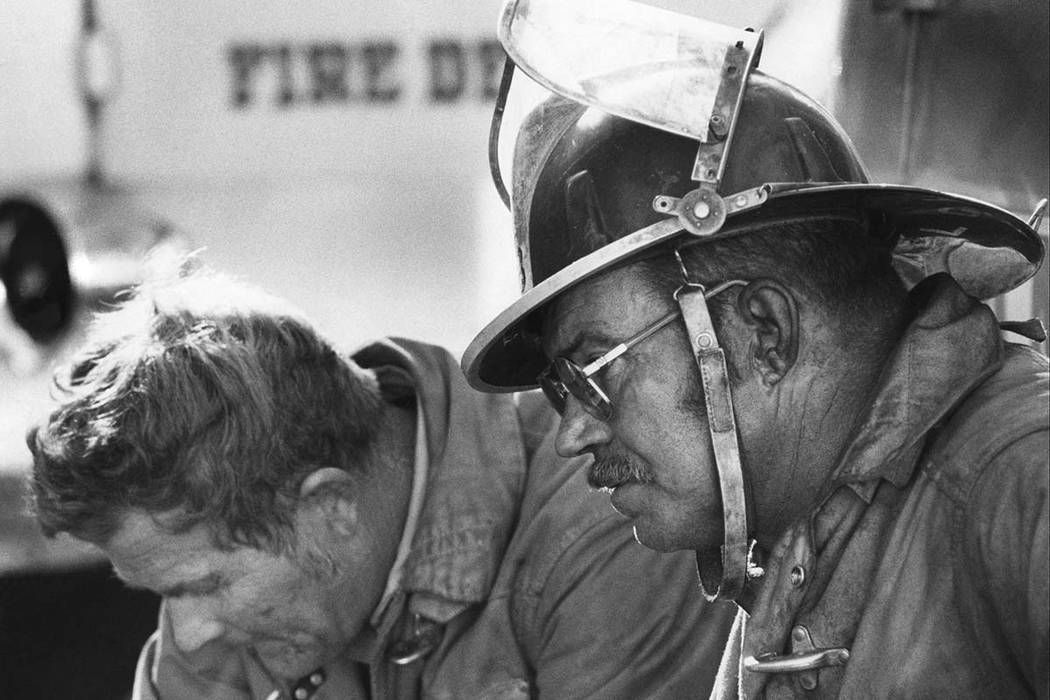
[555, 397, 612, 458]
[166, 596, 227, 654]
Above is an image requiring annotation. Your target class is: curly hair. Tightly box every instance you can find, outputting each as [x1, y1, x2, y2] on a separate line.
[27, 268, 383, 551]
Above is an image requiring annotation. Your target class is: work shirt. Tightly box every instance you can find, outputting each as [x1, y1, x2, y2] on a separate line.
[132, 338, 735, 700]
[714, 275, 1049, 699]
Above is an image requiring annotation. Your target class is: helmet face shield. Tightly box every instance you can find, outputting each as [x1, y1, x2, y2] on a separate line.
[498, 0, 761, 146]
[490, 0, 764, 212]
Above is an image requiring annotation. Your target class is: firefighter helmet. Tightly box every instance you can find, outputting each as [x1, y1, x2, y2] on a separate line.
[464, 67, 1043, 391]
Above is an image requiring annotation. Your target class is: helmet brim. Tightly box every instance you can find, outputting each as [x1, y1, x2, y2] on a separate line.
[462, 183, 1044, 392]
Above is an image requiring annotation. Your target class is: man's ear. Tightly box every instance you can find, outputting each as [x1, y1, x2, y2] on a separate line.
[735, 279, 799, 386]
[297, 467, 358, 537]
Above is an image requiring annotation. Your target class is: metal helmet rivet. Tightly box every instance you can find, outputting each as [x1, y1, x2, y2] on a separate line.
[709, 113, 729, 140]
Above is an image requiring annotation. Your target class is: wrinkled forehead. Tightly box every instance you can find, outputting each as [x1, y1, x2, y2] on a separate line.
[539, 262, 664, 356]
[103, 510, 213, 577]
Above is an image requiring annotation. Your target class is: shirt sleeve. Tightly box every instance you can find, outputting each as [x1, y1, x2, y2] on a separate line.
[519, 512, 737, 700]
[967, 429, 1049, 699]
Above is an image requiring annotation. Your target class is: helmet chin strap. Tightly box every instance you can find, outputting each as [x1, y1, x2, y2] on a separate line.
[672, 252, 754, 602]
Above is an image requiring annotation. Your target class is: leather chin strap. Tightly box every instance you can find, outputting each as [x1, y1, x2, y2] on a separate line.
[673, 279, 753, 602]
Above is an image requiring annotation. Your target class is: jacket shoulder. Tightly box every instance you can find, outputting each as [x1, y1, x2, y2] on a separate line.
[503, 392, 650, 599]
[499, 399, 735, 698]
[511, 397, 622, 580]
[923, 343, 1049, 503]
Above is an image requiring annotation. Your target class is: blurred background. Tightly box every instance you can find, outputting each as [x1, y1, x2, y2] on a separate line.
[1, 0, 1047, 697]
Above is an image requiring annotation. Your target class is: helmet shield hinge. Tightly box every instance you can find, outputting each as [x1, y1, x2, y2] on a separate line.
[691, 35, 760, 186]
[653, 184, 771, 236]
[650, 32, 764, 238]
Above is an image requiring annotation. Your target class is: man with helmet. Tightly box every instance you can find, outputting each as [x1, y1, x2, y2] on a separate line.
[463, 0, 1049, 697]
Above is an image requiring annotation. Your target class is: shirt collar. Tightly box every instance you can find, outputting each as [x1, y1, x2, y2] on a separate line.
[370, 397, 428, 628]
[352, 338, 527, 626]
[829, 275, 1004, 493]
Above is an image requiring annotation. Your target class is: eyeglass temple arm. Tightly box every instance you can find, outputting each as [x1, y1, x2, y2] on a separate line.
[580, 280, 747, 378]
[582, 310, 680, 377]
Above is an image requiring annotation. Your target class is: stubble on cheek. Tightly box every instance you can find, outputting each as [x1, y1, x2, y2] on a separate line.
[584, 367, 708, 492]
[677, 369, 709, 422]
[252, 633, 330, 681]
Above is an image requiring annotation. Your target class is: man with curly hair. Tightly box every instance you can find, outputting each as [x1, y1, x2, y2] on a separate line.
[28, 268, 733, 700]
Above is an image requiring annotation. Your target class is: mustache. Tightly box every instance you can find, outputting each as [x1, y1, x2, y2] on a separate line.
[587, 453, 654, 491]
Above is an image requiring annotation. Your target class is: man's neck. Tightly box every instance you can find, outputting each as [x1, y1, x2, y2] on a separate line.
[369, 401, 418, 574]
[750, 348, 888, 547]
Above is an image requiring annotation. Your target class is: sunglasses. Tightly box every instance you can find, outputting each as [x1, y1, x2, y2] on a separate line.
[537, 280, 746, 421]
[538, 310, 678, 421]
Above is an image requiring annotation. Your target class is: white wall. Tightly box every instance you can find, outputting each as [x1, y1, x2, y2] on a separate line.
[1, 0, 85, 179]
[2, 0, 521, 355]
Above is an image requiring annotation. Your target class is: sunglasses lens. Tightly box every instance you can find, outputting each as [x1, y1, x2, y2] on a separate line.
[538, 366, 568, 414]
[553, 358, 612, 421]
